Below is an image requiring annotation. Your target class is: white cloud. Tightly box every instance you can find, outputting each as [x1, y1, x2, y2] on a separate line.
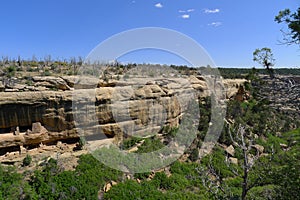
[178, 9, 195, 13]
[181, 14, 190, 19]
[155, 3, 163, 8]
[208, 22, 222, 27]
[204, 8, 220, 14]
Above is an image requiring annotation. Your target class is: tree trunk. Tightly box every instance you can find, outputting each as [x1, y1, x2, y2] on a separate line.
[242, 148, 248, 200]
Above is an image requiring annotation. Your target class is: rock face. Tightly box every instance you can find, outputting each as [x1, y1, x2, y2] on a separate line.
[32, 76, 72, 91]
[0, 75, 245, 151]
[0, 75, 78, 92]
[0, 91, 74, 133]
[0, 90, 76, 150]
[223, 79, 247, 99]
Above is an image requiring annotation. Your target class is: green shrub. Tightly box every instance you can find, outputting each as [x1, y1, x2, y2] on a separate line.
[170, 160, 198, 176]
[30, 155, 122, 200]
[136, 137, 164, 153]
[162, 126, 178, 139]
[25, 79, 33, 86]
[23, 154, 32, 166]
[189, 148, 199, 162]
[255, 132, 288, 155]
[223, 177, 243, 196]
[42, 69, 51, 76]
[167, 173, 190, 190]
[78, 137, 86, 150]
[133, 172, 151, 180]
[121, 137, 143, 150]
[201, 147, 235, 178]
[5, 65, 16, 78]
[282, 128, 300, 146]
[151, 172, 170, 189]
[104, 180, 163, 200]
[0, 165, 37, 199]
[247, 185, 279, 200]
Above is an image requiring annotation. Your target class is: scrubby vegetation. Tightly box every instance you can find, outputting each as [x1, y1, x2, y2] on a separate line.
[0, 155, 123, 199]
[0, 67, 299, 199]
[1, 129, 298, 199]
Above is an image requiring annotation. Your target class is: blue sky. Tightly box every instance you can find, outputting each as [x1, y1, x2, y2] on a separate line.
[0, 0, 299, 68]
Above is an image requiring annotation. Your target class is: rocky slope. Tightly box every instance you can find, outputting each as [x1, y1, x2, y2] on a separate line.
[254, 75, 300, 128]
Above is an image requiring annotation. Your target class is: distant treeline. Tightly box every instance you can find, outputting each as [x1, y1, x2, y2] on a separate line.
[0, 56, 299, 78]
[218, 67, 300, 79]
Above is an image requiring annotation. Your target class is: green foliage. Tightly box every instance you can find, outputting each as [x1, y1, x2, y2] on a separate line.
[223, 177, 243, 197]
[198, 97, 211, 140]
[150, 172, 171, 189]
[105, 161, 207, 200]
[275, 7, 300, 45]
[136, 137, 164, 153]
[281, 128, 300, 146]
[170, 161, 197, 175]
[248, 127, 300, 199]
[104, 180, 163, 200]
[121, 137, 143, 150]
[77, 137, 86, 150]
[218, 67, 300, 79]
[42, 69, 51, 76]
[253, 48, 275, 68]
[25, 78, 33, 86]
[29, 154, 122, 199]
[5, 65, 16, 78]
[22, 154, 32, 166]
[188, 148, 199, 162]
[162, 126, 178, 140]
[249, 148, 300, 199]
[256, 133, 287, 154]
[0, 165, 38, 199]
[133, 172, 151, 180]
[201, 147, 237, 179]
[225, 94, 273, 137]
[253, 47, 275, 77]
[247, 185, 279, 200]
[151, 172, 190, 191]
[120, 135, 165, 154]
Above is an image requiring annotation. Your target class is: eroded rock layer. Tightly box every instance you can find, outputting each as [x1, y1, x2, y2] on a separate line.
[0, 76, 245, 150]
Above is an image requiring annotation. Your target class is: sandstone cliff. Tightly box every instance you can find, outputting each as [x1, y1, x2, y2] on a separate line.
[0, 75, 245, 154]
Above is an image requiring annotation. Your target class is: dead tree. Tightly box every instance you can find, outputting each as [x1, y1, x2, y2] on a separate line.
[229, 125, 257, 200]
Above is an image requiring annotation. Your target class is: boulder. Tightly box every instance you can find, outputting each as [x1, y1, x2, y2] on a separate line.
[225, 145, 235, 156]
[229, 157, 238, 165]
[280, 143, 288, 149]
[252, 144, 264, 154]
[111, 181, 117, 186]
[103, 183, 112, 192]
[32, 76, 71, 90]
